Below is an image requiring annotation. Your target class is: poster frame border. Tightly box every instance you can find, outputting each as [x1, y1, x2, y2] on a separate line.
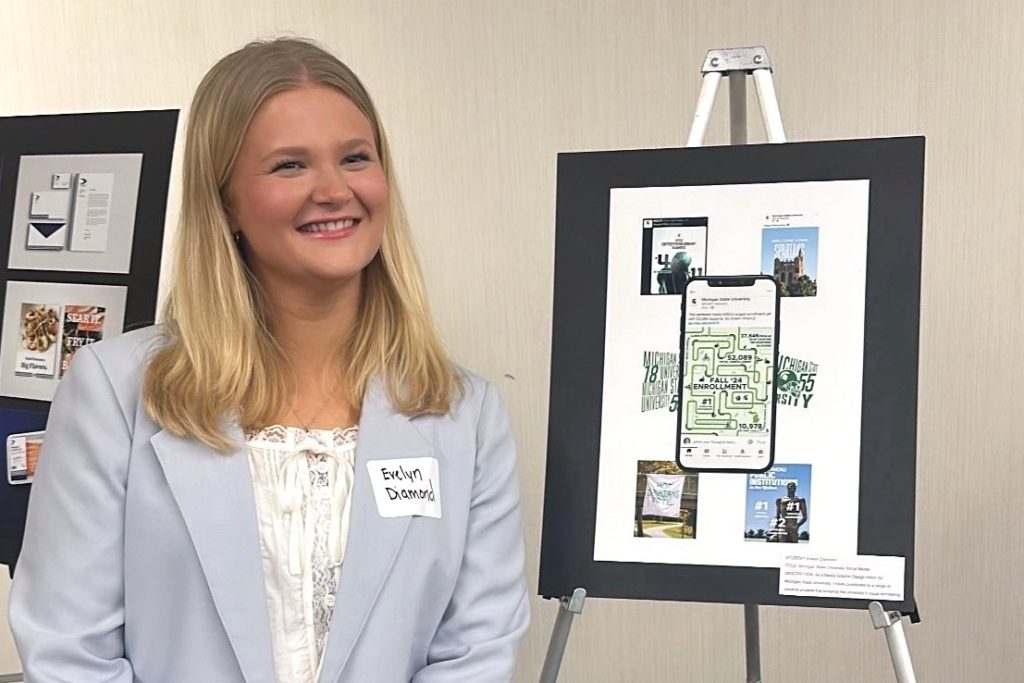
[539, 136, 924, 614]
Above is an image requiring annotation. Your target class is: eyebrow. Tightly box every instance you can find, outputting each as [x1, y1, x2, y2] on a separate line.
[259, 138, 375, 164]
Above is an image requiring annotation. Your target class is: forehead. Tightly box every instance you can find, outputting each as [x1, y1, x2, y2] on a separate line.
[243, 83, 375, 146]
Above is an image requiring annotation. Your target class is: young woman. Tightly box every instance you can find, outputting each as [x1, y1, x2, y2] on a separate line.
[10, 38, 529, 682]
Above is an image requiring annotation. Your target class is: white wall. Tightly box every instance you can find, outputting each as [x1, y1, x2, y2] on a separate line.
[2, 1, 1022, 680]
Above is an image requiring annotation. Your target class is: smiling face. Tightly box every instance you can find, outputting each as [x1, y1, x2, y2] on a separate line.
[225, 83, 388, 297]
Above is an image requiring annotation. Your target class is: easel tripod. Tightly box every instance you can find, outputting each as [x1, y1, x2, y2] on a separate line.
[539, 47, 919, 683]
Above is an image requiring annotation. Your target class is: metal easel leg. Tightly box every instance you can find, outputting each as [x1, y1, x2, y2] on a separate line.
[868, 602, 917, 683]
[752, 69, 786, 143]
[538, 588, 587, 683]
[744, 604, 762, 683]
[686, 72, 723, 147]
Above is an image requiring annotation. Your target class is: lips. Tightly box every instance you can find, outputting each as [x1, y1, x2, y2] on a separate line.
[297, 218, 359, 234]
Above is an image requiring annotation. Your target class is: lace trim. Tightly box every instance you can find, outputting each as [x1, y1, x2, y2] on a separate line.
[245, 424, 358, 447]
[308, 450, 341, 658]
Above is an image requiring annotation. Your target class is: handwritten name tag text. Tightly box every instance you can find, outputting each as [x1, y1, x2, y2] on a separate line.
[367, 457, 442, 518]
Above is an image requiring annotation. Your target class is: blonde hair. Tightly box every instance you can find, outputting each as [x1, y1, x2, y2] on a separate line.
[144, 37, 458, 451]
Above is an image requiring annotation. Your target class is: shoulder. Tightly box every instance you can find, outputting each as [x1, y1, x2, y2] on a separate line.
[44, 325, 167, 439]
[83, 324, 168, 385]
[450, 365, 501, 424]
[401, 364, 506, 435]
[62, 325, 168, 418]
[445, 367, 515, 456]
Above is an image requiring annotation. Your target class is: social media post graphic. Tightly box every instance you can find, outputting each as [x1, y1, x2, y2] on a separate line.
[678, 279, 777, 468]
[640, 217, 708, 295]
[744, 464, 812, 543]
[633, 460, 700, 540]
[761, 223, 819, 298]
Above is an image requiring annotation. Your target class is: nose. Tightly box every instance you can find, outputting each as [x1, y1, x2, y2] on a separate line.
[311, 167, 354, 205]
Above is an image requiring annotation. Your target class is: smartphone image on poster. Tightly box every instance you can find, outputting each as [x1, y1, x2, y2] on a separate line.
[676, 275, 780, 473]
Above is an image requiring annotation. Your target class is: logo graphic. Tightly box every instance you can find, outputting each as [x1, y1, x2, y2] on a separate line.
[775, 353, 818, 408]
[641, 350, 679, 412]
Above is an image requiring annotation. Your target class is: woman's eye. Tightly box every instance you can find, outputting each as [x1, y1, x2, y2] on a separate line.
[343, 152, 371, 165]
[270, 160, 302, 172]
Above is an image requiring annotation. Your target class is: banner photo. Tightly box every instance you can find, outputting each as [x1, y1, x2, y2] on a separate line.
[642, 474, 685, 516]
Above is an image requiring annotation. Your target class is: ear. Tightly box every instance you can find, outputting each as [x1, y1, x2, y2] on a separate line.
[221, 185, 239, 232]
[225, 218, 242, 240]
[224, 206, 242, 244]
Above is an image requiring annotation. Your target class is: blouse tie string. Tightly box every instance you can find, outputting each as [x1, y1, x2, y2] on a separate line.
[278, 433, 356, 577]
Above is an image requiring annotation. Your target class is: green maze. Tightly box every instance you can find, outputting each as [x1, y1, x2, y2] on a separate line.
[682, 326, 773, 435]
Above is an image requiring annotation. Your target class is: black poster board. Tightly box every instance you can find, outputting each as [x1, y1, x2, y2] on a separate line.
[539, 137, 923, 614]
[0, 110, 178, 567]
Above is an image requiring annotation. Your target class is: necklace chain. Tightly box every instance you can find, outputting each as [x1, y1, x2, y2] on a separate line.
[288, 401, 326, 433]
[287, 384, 339, 433]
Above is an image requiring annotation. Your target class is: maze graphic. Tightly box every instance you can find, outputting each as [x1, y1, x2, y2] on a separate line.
[682, 327, 773, 435]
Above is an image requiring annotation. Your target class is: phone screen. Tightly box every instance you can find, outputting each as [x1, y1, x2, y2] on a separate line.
[677, 277, 779, 472]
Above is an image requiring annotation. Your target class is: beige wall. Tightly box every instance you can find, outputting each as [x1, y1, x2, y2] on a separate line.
[1, 1, 1021, 680]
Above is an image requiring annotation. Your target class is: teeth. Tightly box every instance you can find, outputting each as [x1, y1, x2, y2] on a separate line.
[301, 219, 357, 233]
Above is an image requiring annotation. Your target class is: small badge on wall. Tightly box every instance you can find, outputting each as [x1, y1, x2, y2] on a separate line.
[366, 457, 441, 519]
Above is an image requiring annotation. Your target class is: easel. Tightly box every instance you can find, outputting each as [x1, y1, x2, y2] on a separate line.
[539, 47, 919, 683]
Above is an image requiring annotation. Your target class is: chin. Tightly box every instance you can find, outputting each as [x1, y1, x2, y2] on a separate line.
[308, 264, 372, 286]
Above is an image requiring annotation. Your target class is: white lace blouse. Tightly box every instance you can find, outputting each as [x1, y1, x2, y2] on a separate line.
[245, 424, 358, 683]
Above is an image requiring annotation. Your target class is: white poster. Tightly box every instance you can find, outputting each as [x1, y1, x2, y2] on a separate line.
[642, 474, 685, 516]
[0, 281, 128, 401]
[8, 154, 143, 274]
[593, 180, 870, 569]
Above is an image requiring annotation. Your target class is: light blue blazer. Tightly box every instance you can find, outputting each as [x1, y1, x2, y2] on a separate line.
[9, 326, 530, 682]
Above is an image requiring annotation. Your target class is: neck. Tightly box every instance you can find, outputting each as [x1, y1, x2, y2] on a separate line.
[261, 274, 362, 389]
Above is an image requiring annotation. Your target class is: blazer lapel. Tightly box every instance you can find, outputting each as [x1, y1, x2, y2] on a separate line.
[317, 382, 432, 683]
[151, 425, 277, 683]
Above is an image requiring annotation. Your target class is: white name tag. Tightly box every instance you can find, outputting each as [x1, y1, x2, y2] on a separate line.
[366, 457, 441, 519]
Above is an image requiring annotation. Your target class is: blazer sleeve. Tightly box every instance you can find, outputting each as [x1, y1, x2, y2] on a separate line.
[412, 381, 530, 682]
[8, 345, 134, 682]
